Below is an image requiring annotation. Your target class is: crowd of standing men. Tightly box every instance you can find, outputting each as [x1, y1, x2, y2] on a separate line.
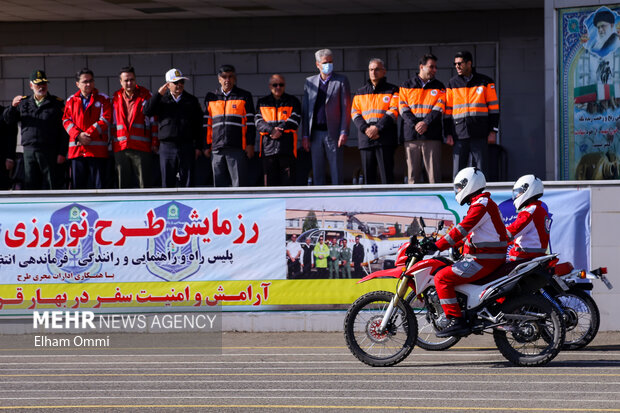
[286, 234, 367, 279]
[0, 48, 498, 190]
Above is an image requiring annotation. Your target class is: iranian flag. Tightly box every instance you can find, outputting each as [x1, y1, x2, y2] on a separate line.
[574, 84, 597, 103]
[597, 83, 620, 100]
[574, 83, 620, 103]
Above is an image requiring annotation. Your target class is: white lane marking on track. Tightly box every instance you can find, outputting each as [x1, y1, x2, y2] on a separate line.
[2, 379, 620, 385]
[0, 395, 617, 404]
[2, 363, 619, 372]
[1, 388, 620, 396]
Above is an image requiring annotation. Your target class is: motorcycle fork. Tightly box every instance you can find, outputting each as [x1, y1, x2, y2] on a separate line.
[378, 269, 412, 333]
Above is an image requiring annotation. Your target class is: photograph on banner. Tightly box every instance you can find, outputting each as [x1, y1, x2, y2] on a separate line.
[0, 197, 286, 285]
[286, 194, 459, 279]
[559, 5, 620, 179]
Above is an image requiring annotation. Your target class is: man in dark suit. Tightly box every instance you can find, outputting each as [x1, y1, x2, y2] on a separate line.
[301, 49, 351, 185]
[352, 235, 365, 277]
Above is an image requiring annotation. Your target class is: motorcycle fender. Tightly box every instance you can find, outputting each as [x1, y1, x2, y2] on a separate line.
[568, 282, 594, 291]
[357, 267, 403, 284]
[407, 258, 449, 276]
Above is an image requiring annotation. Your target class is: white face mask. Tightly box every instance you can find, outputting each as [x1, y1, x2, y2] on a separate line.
[321, 63, 333, 75]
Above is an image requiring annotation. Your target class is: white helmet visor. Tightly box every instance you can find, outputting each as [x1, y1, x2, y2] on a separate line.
[454, 178, 468, 195]
[512, 185, 527, 201]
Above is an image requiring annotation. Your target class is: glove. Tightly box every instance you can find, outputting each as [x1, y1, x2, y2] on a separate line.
[420, 237, 438, 254]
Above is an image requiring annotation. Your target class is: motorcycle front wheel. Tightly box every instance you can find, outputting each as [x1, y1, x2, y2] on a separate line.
[557, 288, 600, 350]
[344, 291, 418, 367]
[493, 294, 566, 367]
[406, 291, 460, 351]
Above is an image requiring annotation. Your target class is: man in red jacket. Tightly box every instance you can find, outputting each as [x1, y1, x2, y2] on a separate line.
[111, 66, 158, 188]
[432, 167, 508, 337]
[62, 68, 112, 189]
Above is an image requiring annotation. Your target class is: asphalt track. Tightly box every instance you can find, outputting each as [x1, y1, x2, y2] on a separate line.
[0, 331, 619, 412]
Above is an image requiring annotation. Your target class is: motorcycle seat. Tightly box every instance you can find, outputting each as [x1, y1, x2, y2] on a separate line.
[469, 260, 524, 285]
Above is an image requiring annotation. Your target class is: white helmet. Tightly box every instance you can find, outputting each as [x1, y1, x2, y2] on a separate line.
[453, 167, 486, 206]
[512, 174, 544, 211]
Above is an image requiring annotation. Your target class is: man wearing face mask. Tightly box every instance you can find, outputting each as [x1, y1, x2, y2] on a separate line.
[302, 49, 351, 185]
[144, 68, 203, 188]
[204, 65, 256, 187]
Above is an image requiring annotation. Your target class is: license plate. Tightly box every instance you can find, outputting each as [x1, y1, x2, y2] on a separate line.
[599, 274, 614, 290]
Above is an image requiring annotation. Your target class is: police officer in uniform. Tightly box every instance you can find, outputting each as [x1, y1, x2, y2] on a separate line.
[328, 240, 340, 278]
[339, 238, 352, 278]
[4, 69, 67, 189]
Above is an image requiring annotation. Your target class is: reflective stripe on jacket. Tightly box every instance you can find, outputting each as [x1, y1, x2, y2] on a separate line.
[506, 200, 550, 261]
[111, 86, 158, 153]
[399, 76, 446, 142]
[205, 86, 256, 150]
[63, 88, 112, 159]
[255, 93, 301, 157]
[444, 71, 499, 140]
[436, 192, 508, 260]
[351, 78, 399, 149]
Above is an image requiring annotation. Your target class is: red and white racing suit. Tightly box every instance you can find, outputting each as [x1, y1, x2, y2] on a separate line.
[434, 192, 508, 318]
[506, 200, 550, 261]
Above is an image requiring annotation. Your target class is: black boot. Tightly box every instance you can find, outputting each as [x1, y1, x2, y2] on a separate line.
[436, 317, 470, 337]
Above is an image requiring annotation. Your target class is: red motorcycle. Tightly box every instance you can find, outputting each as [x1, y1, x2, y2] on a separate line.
[344, 234, 566, 367]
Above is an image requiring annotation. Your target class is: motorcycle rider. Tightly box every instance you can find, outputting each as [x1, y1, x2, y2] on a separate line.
[431, 167, 508, 337]
[506, 174, 550, 261]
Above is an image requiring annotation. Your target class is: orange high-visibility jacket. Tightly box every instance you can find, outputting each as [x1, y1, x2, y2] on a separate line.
[444, 72, 499, 140]
[255, 93, 301, 157]
[351, 78, 399, 149]
[204, 86, 256, 150]
[399, 76, 446, 142]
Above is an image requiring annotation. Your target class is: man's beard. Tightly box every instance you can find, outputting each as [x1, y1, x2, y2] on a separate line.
[594, 30, 614, 50]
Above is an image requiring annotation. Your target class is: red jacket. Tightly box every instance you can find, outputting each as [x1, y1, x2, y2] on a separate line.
[63, 89, 112, 159]
[111, 86, 158, 153]
[436, 192, 508, 260]
[506, 201, 550, 261]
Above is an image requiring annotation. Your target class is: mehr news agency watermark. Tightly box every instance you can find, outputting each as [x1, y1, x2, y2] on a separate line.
[30, 310, 220, 348]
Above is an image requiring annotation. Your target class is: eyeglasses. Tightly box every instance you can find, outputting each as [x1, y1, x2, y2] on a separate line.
[454, 61, 467, 67]
[270, 83, 285, 88]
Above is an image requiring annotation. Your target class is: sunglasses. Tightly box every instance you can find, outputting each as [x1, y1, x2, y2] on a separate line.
[454, 61, 467, 67]
[173, 80, 185, 85]
[270, 83, 285, 88]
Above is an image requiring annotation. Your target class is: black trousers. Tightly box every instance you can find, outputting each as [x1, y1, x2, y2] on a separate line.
[23, 148, 55, 190]
[159, 141, 195, 188]
[263, 154, 295, 186]
[360, 145, 394, 184]
[452, 137, 488, 178]
[71, 157, 107, 189]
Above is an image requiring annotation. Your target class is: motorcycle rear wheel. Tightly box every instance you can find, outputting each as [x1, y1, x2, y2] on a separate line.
[557, 288, 600, 350]
[493, 294, 565, 366]
[406, 291, 460, 351]
[344, 291, 418, 367]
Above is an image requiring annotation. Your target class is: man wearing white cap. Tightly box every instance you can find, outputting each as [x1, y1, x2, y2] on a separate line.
[144, 68, 203, 187]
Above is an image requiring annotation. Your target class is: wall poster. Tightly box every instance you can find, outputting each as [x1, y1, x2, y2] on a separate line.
[559, 5, 620, 179]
